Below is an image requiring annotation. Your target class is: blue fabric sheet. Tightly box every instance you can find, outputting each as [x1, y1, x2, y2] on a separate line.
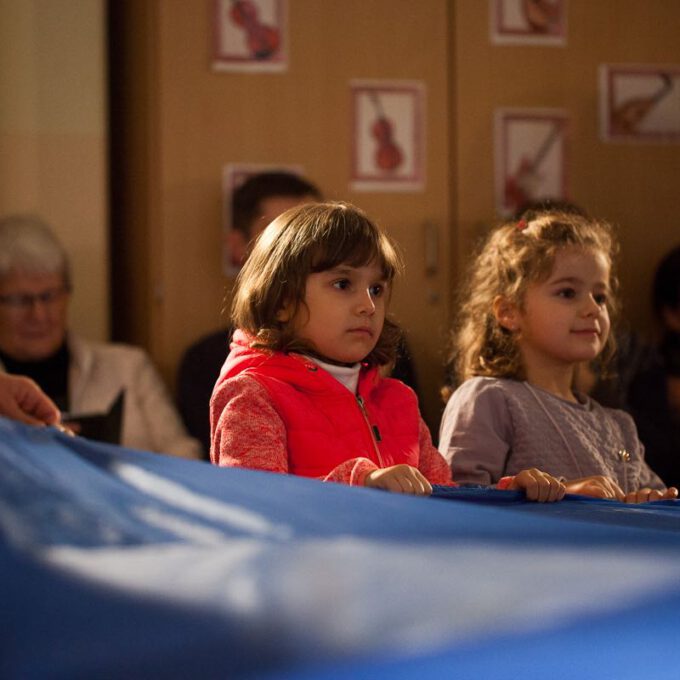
[2, 416, 680, 679]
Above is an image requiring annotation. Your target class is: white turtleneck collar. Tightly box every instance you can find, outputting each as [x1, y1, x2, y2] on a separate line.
[308, 356, 361, 394]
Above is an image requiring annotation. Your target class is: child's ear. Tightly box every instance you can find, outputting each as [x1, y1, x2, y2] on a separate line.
[276, 300, 293, 323]
[493, 295, 519, 331]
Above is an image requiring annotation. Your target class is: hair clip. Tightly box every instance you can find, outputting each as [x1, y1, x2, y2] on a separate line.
[516, 219, 528, 231]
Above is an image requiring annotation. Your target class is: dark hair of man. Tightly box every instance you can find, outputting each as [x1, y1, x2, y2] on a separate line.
[232, 171, 322, 236]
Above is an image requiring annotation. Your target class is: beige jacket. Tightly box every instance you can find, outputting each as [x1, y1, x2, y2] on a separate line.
[2, 334, 203, 459]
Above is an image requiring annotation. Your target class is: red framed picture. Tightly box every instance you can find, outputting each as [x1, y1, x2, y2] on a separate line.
[490, 0, 567, 46]
[495, 108, 569, 217]
[350, 80, 425, 192]
[212, 0, 287, 72]
[599, 64, 680, 143]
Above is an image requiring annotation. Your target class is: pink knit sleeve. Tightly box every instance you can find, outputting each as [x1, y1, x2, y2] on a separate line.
[417, 417, 456, 486]
[210, 374, 289, 473]
[322, 458, 381, 486]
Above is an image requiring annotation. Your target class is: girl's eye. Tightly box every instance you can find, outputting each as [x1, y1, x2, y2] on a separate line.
[594, 293, 608, 306]
[369, 283, 384, 297]
[556, 287, 576, 299]
[332, 279, 351, 291]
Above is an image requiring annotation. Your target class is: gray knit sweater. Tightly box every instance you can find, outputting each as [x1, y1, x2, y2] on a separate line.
[438, 377, 664, 492]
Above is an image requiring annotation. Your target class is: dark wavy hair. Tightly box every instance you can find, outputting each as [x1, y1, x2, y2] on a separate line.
[231, 201, 403, 366]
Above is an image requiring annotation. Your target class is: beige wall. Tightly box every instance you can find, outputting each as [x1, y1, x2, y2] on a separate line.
[0, 0, 108, 341]
[452, 0, 680, 335]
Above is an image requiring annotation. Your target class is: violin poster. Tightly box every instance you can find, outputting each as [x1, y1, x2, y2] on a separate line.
[212, 0, 287, 72]
[350, 80, 425, 193]
[599, 65, 680, 143]
[222, 162, 305, 277]
[495, 108, 569, 217]
[490, 0, 567, 46]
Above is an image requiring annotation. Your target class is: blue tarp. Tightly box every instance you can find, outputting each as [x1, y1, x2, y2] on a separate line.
[2, 416, 680, 679]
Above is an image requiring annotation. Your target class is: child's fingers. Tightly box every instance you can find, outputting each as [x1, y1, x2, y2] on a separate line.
[513, 468, 564, 502]
[590, 477, 624, 501]
[364, 465, 432, 495]
[566, 476, 624, 500]
[624, 488, 663, 504]
[392, 469, 430, 496]
[407, 468, 432, 496]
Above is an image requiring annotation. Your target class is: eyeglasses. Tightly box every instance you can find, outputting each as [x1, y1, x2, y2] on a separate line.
[0, 286, 69, 311]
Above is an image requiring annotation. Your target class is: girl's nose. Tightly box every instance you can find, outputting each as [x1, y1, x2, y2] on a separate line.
[357, 289, 376, 315]
[582, 295, 600, 316]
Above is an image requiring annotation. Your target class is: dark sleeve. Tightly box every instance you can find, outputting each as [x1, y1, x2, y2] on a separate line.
[177, 329, 231, 456]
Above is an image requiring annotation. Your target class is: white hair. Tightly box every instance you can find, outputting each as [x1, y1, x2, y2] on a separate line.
[0, 214, 70, 286]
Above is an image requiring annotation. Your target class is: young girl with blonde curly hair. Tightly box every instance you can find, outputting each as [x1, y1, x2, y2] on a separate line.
[210, 201, 564, 501]
[438, 210, 677, 503]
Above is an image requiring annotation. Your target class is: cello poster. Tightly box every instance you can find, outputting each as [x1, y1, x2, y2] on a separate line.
[495, 108, 569, 217]
[212, 0, 287, 72]
[490, 0, 567, 46]
[350, 80, 425, 192]
[599, 65, 680, 143]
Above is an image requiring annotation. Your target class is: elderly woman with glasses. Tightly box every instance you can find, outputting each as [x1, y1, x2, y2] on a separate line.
[0, 215, 202, 458]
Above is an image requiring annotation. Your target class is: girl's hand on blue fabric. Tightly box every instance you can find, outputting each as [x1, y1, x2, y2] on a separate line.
[507, 468, 565, 502]
[565, 475, 624, 501]
[364, 464, 433, 496]
[624, 487, 678, 503]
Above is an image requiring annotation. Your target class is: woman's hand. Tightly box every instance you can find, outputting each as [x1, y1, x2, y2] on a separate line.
[506, 468, 565, 502]
[565, 475, 624, 501]
[623, 487, 679, 504]
[364, 464, 433, 496]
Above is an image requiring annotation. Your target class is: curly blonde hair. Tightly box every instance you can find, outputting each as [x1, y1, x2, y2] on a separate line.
[448, 211, 620, 386]
[231, 201, 403, 366]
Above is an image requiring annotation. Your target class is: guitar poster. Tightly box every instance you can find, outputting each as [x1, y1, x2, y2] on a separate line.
[350, 80, 425, 193]
[495, 108, 569, 217]
[599, 65, 680, 143]
[490, 0, 567, 46]
[222, 162, 305, 277]
[212, 0, 287, 72]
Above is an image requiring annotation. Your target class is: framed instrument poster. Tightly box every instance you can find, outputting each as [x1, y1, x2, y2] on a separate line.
[350, 80, 426, 193]
[212, 0, 287, 72]
[495, 108, 569, 217]
[599, 64, 680, 143]
[490, 0, 567, 46]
